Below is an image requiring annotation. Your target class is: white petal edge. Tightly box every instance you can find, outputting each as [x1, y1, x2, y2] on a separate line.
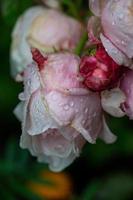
[99, 117, 117, 144]
[101, 88, 126, 118]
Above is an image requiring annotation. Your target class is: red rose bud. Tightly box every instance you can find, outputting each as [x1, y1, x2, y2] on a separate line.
[31, 48, 47, 71]
[80, 45, 122, 91]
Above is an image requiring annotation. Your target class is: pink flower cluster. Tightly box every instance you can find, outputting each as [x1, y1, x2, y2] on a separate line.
[11, 0, 133, 171]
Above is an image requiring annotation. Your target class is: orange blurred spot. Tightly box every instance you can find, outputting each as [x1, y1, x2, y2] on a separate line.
[28, 170, 73, 200]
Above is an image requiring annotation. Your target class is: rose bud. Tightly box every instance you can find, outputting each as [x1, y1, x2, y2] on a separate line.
[88, 0, 133, 68]
[80, 45, 122, 91]
[10, 6, 84, 81]
[14, 51, 116, 171]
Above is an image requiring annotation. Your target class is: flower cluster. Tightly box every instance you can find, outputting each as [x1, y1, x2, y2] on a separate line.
[11, 0, 133, 171]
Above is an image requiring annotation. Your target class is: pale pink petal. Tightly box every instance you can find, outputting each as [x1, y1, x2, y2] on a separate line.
[89, 0, 108, 16]
[99, 117, 117, 144]
[100, 34, 132, 67]
[10, 7, 84, 80]
[27, 90, 58, 135]
[120, 70, 133, 119]
[101, 0, 133, 59]
[41, 53, 83, 92]
[45, 89, 103, 143]
[14, 102, 24, 121]
[28, 10, 84, 52]
[10, 6, 45, 79]
[101, 88, 126, 117]
[38, 153, 76, 172]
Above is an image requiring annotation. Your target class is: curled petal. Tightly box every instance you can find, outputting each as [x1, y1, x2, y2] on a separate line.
[87, 16, 101, 45]
[120, 70, 133, 119]
[27, 90, 58, 136]
[45, 90, 103, 143]
[101, 0, 133, 59]
[101, 88, 126, 117]
[99, 117, 117, 144]
[20, 128, 86, 172]
[100, 34, 132, 67]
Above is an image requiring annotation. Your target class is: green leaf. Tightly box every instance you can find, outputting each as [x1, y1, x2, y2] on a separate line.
[81, 181, 100, 200]
[8, 176, 42, 200]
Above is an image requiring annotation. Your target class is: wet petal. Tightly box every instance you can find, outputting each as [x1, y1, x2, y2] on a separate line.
[101, 88, 126, 117]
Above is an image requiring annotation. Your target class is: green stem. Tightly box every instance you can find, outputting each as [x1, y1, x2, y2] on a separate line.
[74, 32, 88, 56]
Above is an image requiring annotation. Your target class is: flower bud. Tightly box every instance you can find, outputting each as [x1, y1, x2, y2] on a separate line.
[80, 45, 121, 91]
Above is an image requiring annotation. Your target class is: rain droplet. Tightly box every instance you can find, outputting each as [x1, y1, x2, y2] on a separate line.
[85, 108, 88, 113]
[112, 21, 115, 25]
[121, 40, 126, 46]
[82, 120, 86, 125]
[70, 101, 74, 107]
[64, 105, 69, 111]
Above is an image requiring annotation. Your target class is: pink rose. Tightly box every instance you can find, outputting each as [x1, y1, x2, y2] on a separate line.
[10, 6, 84, 80]
[88, 0, 133, 68]
[80, 44, 122, 91]
[14, 50, 116, 171]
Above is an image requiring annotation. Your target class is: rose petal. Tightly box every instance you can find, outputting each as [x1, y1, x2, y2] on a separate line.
[101, 88, 126, 117]
[89, 0, 108, 16]
[27, 90, 58, 135]
[100, 34, 132, 67]
[99, 117, 117, 143]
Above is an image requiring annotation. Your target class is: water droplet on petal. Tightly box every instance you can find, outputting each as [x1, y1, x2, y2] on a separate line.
[70, 101, 74, 107]
[85, 108, 88, 113]
[121, 40, 126, 46]
[82, 120, 86, 125]
[64, 105, 69, 111]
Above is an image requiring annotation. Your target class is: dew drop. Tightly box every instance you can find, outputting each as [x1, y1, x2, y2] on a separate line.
[121, 40, 126, 46]
[85, 108, 88, 113]
[82, 120, 86, 125]
[64, 104, 69, 111]
[112, 21, 115, 25]
[70, 101, 74, 107]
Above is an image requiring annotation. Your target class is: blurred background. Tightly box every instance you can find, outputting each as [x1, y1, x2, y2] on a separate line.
[0, 0, 133, 199]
